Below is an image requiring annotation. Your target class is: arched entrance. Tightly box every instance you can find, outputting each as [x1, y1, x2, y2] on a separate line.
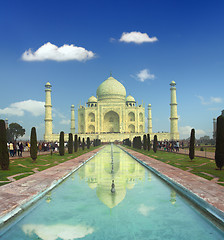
[104, 111, 120, 133]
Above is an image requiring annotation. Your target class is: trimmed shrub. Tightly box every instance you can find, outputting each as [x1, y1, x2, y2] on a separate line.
[200, 147, 204, 151]
[143, 134, 147, 150]
[147, 134, 151, 151]
[0, 119, 9, 170]
[215, 114, 224, 170]
[68, 133, 73, 154]
[153, 135, 158, 153]
[30, 127, 37, 161]
[82, 138, 85, 150]
[189, 128, 195, 161]
[74, 134, 78, 152]
[59, 131, 64, 156]
[78, 137, 81, 149]
[87, 137, 90, 149]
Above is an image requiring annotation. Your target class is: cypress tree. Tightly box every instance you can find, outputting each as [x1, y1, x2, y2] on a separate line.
[138, 136, 142, 149]
[78, 137, 81, 149]
[189, 128, 195, 161]
[143, 134, 147, 150]
[0, 120, 9, 170]
[82, 138, 85, 150]
[87, 137, 90, 149]
[153, 135, 158, 153]
[30, 127, 37, 162]
[215, 114, 224, 170]
[74, 134, 78, 152]
[147, 134, 151, 151]
[59, 131, 64, 156]
[68, 133, 73, 154]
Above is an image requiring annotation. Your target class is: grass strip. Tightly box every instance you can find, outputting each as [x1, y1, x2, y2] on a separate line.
[123, 146, 224, 186]
[0, 146, 101, 186]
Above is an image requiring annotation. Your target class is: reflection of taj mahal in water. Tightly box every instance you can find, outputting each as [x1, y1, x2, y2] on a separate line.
[44, 75, 179, 142]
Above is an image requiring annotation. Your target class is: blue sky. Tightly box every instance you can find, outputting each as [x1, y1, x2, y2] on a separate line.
[0, 0, 224, 140]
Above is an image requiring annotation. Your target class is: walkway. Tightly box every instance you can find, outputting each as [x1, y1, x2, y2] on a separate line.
[9, 150, 53, 160]
[159, 148, 215, 159]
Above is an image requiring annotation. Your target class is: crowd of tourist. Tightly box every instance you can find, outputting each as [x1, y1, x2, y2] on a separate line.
[157, 141, 183, 152]
[7, 141, 63, 157]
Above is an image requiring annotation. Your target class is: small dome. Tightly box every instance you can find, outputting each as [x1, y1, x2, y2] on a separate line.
[71, 104, 74, 108]
[97, 76, 126, 101]
[126, 95, 135, 102]
[88, 96, 97, 103]
[170, 81, 176, 86]
[45, 82, 51, 87]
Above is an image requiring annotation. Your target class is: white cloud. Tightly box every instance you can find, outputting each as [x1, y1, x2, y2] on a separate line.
[60, 119, 71, 125]
[22, 42, 95, 62]
[22, 224, 94, 240]
[210, 97, 222, 103]
[138, 204, 155, 216]
[136, 69, 155, 82]
[119, 31, 158, 44]
[179, 126, 206, 139]
[197, 95, 222, 105]
[0, 100, 45, 116]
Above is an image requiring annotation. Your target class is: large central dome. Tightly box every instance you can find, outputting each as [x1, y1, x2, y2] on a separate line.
[96, 76, 126, 101]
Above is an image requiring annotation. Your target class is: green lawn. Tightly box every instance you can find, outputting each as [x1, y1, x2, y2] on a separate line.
[124, 146, 224, 186]
[0, 146, 100, 186]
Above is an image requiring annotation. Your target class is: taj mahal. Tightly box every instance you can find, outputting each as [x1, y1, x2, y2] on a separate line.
[44, 75, 179, 142]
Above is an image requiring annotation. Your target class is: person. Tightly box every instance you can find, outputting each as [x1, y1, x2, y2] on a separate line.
[9, 142, 14, 157]
[16, 143, 20, 156]
[19, 142, 23, 157]
[176, 141, 179, 152]
[38, 143, 42, 153]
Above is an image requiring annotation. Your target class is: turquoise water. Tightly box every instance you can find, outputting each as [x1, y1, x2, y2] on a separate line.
[1, 144, 224, 239]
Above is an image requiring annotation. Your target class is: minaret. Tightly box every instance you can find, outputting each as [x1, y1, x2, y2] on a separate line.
[170, 81, 179, 140]
[44, 82, 53, 141]
[71, 105, 75, 134]
[148, 104, 152, 134]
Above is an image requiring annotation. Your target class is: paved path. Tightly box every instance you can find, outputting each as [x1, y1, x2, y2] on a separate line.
[0, 147, 102, 224]
[159, 148, 215, 159]
[9, 150, 53, 160]
[121, 146, 224, 215]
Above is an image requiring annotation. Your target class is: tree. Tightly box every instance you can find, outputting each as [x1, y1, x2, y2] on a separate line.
[74, 135, 78, 152]
[143, 134, 147, 150]
[215, 114, 224, 170]
[59, 131, 64, 156]
[0, 120, 9, 170]
[8, 123, 25, 140]
[87, 137, 90, 149]
[68, 133, 73, 154]
[147, 134, 151, 151]
[82, 138, 85, 150]
[153, 135, 158, 153]
[189, 128, 195, 161]
[78, 137, 81, 149]
[30, 127, 37, 162]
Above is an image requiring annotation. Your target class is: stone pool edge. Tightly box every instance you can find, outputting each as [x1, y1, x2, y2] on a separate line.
[0, 147, 104, 228]
[119, 146, 224, 227]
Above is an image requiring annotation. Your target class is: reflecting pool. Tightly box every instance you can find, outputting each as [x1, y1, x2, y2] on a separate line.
[1, 144, 224, 239]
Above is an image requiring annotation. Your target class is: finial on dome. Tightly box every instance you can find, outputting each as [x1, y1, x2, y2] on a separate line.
[110, 71, 112, 77]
